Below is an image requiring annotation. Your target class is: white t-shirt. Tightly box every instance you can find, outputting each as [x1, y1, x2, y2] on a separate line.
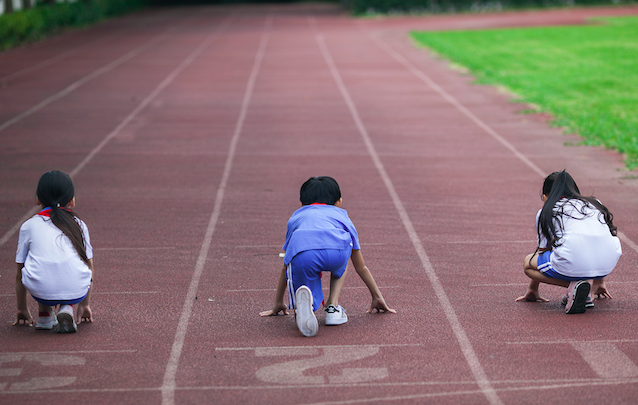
[16, 212, 93, 300]
[536, 199, 622, 278]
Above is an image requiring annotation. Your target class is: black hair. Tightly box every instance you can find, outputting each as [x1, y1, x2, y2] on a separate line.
[537, 170, 617, 250]
[300, 176, 341, 206]
[36, 171, 90, 266]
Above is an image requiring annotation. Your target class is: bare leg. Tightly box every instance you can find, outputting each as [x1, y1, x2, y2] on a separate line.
[325, 269, 348, 307]
[516, 253, 568, 302]
[38, 303, 54, 316]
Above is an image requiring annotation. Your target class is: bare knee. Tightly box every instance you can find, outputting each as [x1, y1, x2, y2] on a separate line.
[523, 254, 536, 271]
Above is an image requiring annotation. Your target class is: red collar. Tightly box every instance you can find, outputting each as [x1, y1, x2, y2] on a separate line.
[37, 207, 71, 217]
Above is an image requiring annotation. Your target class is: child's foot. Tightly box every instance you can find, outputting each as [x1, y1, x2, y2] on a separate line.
[295, 286, 318, 337]
[325, 305, 348, 326]
[566, 281, 590, 314]
[56, 305, 77, 333]
[35, 312, 58, 330]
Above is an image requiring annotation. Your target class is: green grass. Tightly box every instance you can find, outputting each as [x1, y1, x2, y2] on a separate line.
[0, 0, 148, 51]
[411, 16, 638, 169]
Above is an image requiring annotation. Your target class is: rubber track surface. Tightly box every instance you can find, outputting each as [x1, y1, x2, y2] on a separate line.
[1, 4, 638, 405]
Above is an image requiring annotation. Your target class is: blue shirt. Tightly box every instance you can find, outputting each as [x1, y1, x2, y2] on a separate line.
[282, 204, 360, 265]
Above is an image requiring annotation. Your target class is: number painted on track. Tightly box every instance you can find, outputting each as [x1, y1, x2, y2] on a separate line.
[254, 346, 388, 384]
[0, 353, 85, 391]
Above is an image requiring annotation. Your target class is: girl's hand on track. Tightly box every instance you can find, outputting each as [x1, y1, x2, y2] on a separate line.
[77, 305, 93, 323]
[260, 303, 288, 317]
[13, 309, 33, 326]
[593, 285, 613, 300]
[367, 297, 396, 314]
[515, 290, 549, 302]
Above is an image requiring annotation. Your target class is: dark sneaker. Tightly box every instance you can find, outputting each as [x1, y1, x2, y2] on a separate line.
[566, 281, 590, 314]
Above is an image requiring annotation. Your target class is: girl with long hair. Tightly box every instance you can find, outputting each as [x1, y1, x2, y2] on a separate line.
[14, 171, 94, 332]
[516, 170, 622, 314]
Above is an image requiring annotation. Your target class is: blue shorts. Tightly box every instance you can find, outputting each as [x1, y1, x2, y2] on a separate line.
[32, 295, 86, 306]
[537, 251, 605, 281]
[287, 248, 350, 312]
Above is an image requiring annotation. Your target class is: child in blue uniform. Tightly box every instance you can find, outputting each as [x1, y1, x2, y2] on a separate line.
[260, 176, 395, 337]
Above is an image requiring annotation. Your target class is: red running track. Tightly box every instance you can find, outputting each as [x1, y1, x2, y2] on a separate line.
[1, 4, 638, 404]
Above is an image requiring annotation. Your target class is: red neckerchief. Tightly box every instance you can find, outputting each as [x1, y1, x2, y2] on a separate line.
[310, 203, 327, 206]
[37, 207, 71, 217]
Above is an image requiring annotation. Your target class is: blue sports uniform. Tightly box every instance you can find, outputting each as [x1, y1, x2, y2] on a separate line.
[283, 204, 360, 311]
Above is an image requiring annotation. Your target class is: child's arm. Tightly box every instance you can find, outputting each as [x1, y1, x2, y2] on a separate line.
[13, 263, 33, 326]
[259, 264, 289, 316]
[76, 258, 94, 323]
[350, 250, 396, 314]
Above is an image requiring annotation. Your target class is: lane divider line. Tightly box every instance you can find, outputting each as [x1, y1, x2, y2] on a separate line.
[2, 376, 638, 396]
[366, 34, 638, 256]
[0, 17, 232, 251]
[0, 31, 171, 135]
[311, 23, 505, 405]
[0, 32, 124, 84]
[159, 15, 272, 405]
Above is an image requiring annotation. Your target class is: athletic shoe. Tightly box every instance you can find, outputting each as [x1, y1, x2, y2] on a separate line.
[562, 294, 594, 308]
[566, 281, 591, 314]
[295, 286, 318, 337]
[35, 312, 58, 330]
[325, 305, 348, 326]
[56, 305, 77, 333]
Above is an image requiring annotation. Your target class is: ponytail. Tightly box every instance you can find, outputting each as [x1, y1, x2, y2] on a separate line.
[537, 170, 617, 250]
[36, 171, 90, 266]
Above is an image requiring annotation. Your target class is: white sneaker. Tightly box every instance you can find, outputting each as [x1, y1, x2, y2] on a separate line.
[57, 305, 77, 333]
[566, 281, 590, 314]
[295, 286, 318, 337]
[35, 312, 58, 330]
[325, 305, 348, 326]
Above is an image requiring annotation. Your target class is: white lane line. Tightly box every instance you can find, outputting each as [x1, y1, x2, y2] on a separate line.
[312, 25, 504, 405]
[304, 378, 638, 405]
[474, 280, 638, 287]
[367, 32, 638, 256]
[216, 344, 424, 351]
[225, 286, 401, 293]
[0, 18, 232, 251]
[572, 342, 638, 379]
[2, 376, 637, 396]
[508, 339, 638, 345]
[0, 291, 157, 297]
[0, 31, 172, 135]
[94, 247, 176, 251]
[0, 33, 124, 84]
[159, 16, 272, 405]
[619, 231, 638, 255]
[0, 350, 136, 356]
[367, 32, 545, 179]
[447, 240, 535, 244]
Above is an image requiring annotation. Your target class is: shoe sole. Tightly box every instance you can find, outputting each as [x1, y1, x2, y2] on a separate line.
[566, 281, 590, 314]
[325, 317, 347, 326]
[56, 312, 77, 333]
[295, 287, 318, 337]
